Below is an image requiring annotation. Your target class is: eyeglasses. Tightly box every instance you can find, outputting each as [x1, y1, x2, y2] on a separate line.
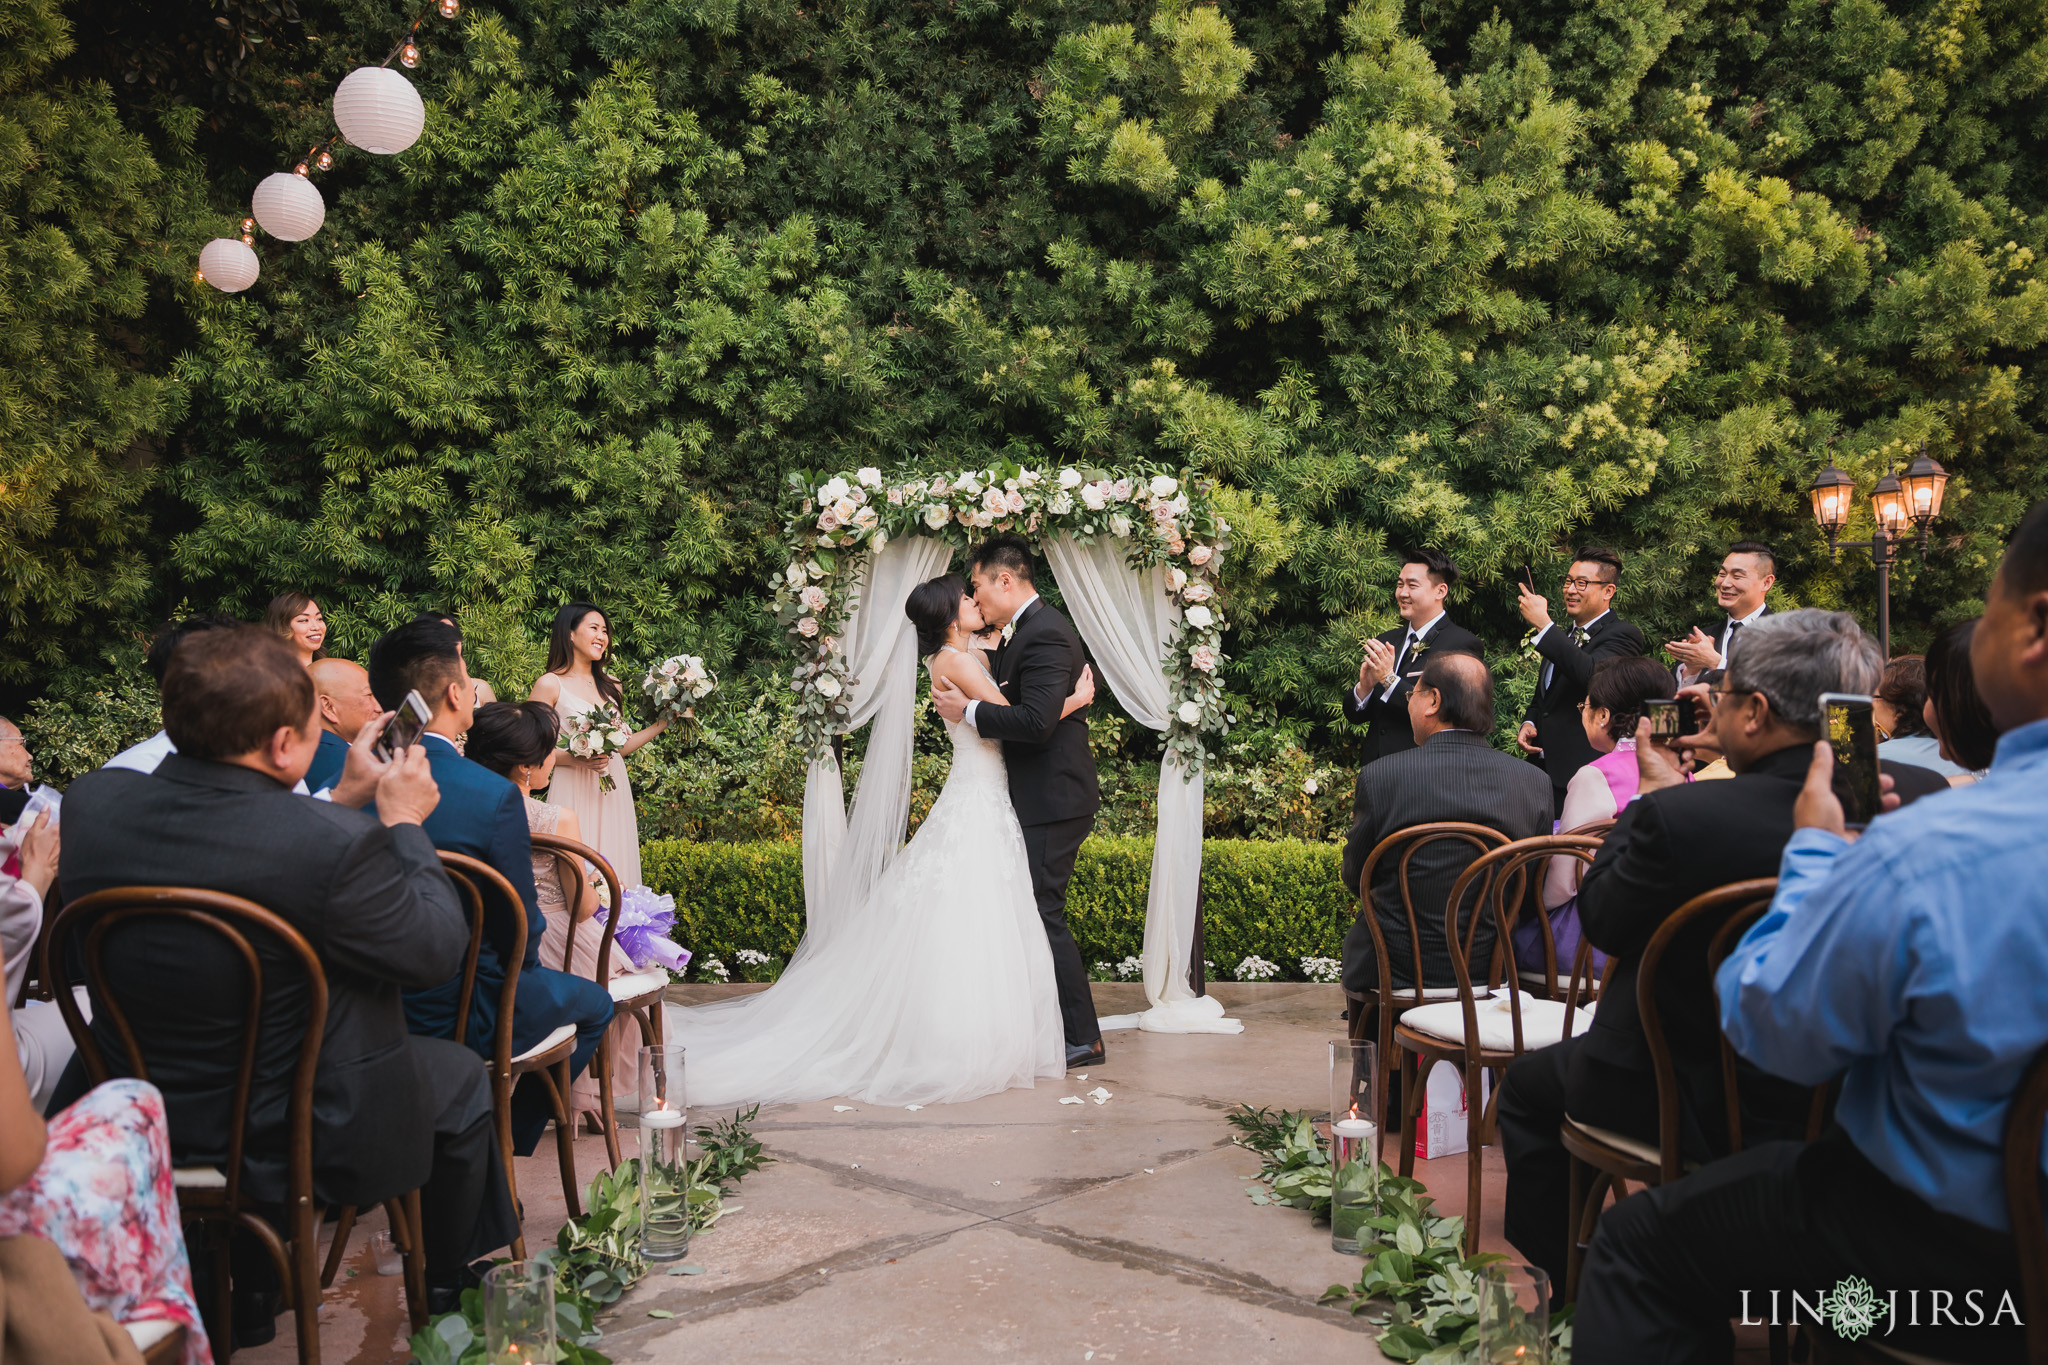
[1561, 577, 1612, 592]
[0, 735, 23, 747]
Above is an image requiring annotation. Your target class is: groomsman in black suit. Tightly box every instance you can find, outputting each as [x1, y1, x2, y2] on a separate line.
[1514, 547, 1648, 815]
[1343, 549, 1484, 764]
[1665, 540, 1776, 684]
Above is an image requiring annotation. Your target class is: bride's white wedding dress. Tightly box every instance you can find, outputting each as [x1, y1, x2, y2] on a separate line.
[662, 649, 1065, 1108]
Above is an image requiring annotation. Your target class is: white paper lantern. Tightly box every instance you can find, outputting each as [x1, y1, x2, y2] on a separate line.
[332, 66, 425, 156]
[251, 172, 326, 241]
[198, 238, 260, 293]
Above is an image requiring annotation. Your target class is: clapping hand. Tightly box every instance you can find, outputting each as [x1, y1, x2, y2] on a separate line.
[1358, 638, 1399, 692]
[931, 674, 969, 723]
[1793, 740, 1899, 839]
[1665, 627, 1720, 671]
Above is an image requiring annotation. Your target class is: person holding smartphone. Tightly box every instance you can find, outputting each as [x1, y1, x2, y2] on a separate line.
[1515, 548, 1648, 814]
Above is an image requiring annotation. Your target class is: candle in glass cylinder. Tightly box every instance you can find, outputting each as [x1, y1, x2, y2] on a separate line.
[642, 1105, 687, 1130]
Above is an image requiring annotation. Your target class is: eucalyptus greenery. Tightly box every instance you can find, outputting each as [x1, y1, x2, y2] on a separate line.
[1229, 1105, 1573, 1363]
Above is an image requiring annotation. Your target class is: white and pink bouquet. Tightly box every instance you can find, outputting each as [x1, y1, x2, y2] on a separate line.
[642, 653, 717, 727]
[558, 702, 633, 793]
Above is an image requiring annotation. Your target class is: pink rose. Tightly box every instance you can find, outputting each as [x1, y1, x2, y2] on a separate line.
[888, 487, 905, 505]
[983, 486, 1009, 514]
[929, 476, 951, 496]
[1189, 545, 1213, 566]
[1191, 645, 1218, 673]
[1006, 489, 1027, 514]
[818, 509, 841, 531]
[1111, 478, 1134, 502]
[797, 617, 819, 637]
[1183, 580, 1212, 603]
[800, 585, 828, 612]
[1167, 534, 1185, 555]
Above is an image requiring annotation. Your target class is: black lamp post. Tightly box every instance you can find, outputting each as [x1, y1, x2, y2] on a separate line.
[1807, 446, 1950, 657]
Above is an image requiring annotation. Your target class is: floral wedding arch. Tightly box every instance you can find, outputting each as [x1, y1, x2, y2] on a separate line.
[769, 462, 1241, 1035]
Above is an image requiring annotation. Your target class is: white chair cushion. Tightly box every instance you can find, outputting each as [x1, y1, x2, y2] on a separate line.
[510, 1022, 578, 1065]
[1567, 1117, 1663, 1168]
[1402, 994, 1593, 1052]
[1381, 985, 1492, 1003]
[1519, 968, 1595, 995]
[172, 1166, 226, 1190]
[609, 968, 668, 1003]
[125, 1320, 180, 1349]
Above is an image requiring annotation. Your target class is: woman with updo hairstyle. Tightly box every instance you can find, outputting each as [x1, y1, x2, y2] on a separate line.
[1527, 655, 1680, 973]
[264, 592, 327, 666]
[906, 574, 1095, 719]
[466, 700, 631, 1121]
[1874, 655, 1966, 778]
[1924, 620, 2000, 781]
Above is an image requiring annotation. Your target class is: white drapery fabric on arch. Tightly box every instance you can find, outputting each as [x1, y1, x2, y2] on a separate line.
[800, 535, 955, 948]
[1043, 535, 1241, 1034]
[798, 530, 1239, 1035]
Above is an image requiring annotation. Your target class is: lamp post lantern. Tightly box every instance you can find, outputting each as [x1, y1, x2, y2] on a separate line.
[1807, 446, 1948, 658]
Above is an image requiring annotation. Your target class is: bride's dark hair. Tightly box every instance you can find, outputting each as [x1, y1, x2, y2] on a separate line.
[906, 575, 966, 658]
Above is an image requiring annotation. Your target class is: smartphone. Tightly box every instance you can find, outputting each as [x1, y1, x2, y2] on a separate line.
[373, 690, 433, 763]
[1517, 564, 1536, 592]
[1645, 697, 1695, 740]
[1822, 692, 1883, 829]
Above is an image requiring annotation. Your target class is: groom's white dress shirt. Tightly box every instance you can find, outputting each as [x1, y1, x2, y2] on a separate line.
[962, 593, 1039, 733]
[1352, 610, 1445, 707]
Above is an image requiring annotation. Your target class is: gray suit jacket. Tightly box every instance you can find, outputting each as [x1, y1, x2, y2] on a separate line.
[1340, 730, 1554, 994]
[56, 756, 473, 1207]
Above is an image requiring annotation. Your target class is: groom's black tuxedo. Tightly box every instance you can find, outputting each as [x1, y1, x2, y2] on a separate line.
[973, 596, 1101, 1046]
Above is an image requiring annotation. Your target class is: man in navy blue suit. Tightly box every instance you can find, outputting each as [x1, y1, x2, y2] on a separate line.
[303, 658, 381, 795]
[368, 619, 613, 1154]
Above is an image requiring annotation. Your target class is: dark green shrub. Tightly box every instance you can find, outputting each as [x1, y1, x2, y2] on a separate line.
[643, 836, 1351, 982]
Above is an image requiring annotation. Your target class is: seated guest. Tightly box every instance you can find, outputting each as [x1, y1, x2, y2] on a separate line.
[0, 980, 207, 1362]
[467, 701, 635, 1124]
[368, 621, 612, 1155]
[1340, 652, 1552, 996]
[1572, 500, 2048, 1364]
[1924, 619, 2000, 781]
[303, 657, 383, 795]
[53, 626, 516, 1319]
[103, 613, 242, 776]
[0, 713, 31, 824]
[2, 811, 82, 1112]
[1872, 654, 1966, 777]
[1497, 609, 1880, 1294]
[1526, 655, 1677, 975]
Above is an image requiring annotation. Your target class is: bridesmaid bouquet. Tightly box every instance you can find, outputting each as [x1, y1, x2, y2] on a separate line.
[642, 654, 718, 727]
[559, 704, 633, 793]
[602, 887, 692, 974]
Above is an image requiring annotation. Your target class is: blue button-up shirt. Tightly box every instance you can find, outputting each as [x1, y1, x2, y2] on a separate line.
[1716, 715, 2048, 1232]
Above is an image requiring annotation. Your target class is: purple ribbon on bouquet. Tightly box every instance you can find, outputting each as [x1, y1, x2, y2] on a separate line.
[596, 885, 691, 973]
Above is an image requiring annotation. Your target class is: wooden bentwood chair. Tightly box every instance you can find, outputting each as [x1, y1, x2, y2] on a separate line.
[1389, 834, 1607, 1254]
[1345, 822, 1511, 1165]
[47, 888, 429, 1364]
[530, 832, 670, 1171]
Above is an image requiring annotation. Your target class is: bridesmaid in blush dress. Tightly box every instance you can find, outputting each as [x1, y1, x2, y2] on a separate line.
[528, 601, 668, 889]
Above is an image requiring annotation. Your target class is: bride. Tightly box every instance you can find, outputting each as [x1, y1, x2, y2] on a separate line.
[663, 574, 1094, 1108]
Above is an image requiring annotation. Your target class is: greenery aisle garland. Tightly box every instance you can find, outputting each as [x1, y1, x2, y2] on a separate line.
[409, 1108, 771, 1364]
[1227, 1106, 1573, 1363]
[774, 463, 1231, 772]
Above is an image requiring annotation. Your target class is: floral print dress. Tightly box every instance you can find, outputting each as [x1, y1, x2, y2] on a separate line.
[0, 1078, 211, 1364]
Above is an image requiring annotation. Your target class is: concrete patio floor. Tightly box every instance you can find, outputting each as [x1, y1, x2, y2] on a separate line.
[247, 981, 1513, 1364]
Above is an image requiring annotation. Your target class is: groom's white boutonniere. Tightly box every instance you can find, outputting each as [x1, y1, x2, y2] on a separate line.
[1002, 621, 1016, 644]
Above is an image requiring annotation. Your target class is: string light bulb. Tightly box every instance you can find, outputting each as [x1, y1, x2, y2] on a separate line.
[399, 41, 420, 68]
[293, 160, 310, 177]
[439, 0, 460, 15]
[241, 231, 255, 246]
[317, 148, 334, 171]
[241, 217, 256, 235]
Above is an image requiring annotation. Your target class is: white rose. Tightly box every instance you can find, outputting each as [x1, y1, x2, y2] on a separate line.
[611, 728, 632, 747]
[1048, 490, 1074, 515]
[1166, 566, 1188, 591]
[1005, 489, 1027, 514]
[853, 506, 879, 530]
[887, 486, 905, 505]
[923, 505, 950, 529]
[1176, 700, 1203, 726]
[982, 487, 1008, 514]
[1059, 466, 1083, 489]
[1185, 604, 1213, 628]
[820, 476, 851, 502]
[785, 562, 805, 587]
[832, 497, 858, 521]
[1303, 777, 1319, 796]
[1080, 483, 1106, 511]
[1108, 513, 1131, 539]
[1110, 478, 1134, 502]
[1150, 473, 1179, 498]
[870, 529, 888, 555]
[857, 466, 883, 488]
[960, 473, 983, 495]
[816, 673, 843, 699]
[1019, 469, 1042, 487]
[806, 558, 826, 579]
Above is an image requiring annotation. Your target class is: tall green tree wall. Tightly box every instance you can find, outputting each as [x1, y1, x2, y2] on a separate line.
[7, 0, 2048, 748]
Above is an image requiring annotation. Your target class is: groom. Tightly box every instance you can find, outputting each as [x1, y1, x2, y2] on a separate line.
[932, 535, 1106, 1069]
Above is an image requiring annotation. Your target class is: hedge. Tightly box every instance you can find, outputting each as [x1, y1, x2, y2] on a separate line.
[641, 837, 1350, 983]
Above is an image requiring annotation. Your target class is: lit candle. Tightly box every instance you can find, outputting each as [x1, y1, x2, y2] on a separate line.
[643, 1105, 686, 1130]
[1332, 1117, 1375, 1141]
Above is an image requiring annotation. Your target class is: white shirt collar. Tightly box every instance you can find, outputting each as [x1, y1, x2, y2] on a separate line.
[1404, 611, 1445, 641]
[1013, 592, 1041, 624]
[1572, 608, 1611, 632]
[1730, 602, 1767, 626]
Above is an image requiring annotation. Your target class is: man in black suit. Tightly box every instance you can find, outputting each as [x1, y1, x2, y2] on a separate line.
[1496, 608, 1881, 1293]
[1344, 549, 1485, 764]
[1666, 540, 1776, 684]
[55, 626, 517, 1318]
[1514, 548, 1648, 815]
[1340, 652, 1553, 996]
[931, 535, 1103, 1068]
